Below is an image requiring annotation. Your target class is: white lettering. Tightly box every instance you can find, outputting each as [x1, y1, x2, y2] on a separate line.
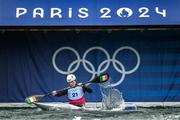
[33, 8, 44, 18]
[51, 8, 62, 18]
[116, 8, 133, 18]
[100, 8, 111, 18]
[68, 8, 73, 18]
[16, 8, 27, 18]
[15, 7, 166, 20]
[78, 8, 88, 18]
[139, 7, 150, 17]
[155, 7, 166, 17]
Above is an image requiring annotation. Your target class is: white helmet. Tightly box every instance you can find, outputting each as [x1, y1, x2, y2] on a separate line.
[66, 74, 76, 83]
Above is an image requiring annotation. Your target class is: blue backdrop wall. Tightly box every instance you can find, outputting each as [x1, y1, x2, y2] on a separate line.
[0, 30, 179, 102]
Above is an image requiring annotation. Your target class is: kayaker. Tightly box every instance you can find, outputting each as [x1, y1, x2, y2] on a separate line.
[51, 74, 93, 107]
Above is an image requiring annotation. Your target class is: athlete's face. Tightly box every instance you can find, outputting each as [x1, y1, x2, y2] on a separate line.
[69, 80, 76, 87]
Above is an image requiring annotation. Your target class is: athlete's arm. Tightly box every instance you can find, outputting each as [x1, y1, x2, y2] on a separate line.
[54, 89, 68, 97]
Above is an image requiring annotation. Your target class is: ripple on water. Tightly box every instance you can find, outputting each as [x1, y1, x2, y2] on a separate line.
[0, 107, 179, 120]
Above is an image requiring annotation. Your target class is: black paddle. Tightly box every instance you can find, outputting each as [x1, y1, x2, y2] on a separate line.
[25, 73, 109, 104]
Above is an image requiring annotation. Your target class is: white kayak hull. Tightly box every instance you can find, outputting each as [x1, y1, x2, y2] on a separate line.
[33, 102, 138, 112]
[33, 102, 82, 111]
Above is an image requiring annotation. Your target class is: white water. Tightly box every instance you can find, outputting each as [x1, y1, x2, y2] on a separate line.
[0, 107, 180, 120]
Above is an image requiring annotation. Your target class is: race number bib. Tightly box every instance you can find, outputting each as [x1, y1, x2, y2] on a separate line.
[68, 86, 84, 100]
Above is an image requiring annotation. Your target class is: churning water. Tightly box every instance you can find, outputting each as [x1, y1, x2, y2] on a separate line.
[0, 107, 180, 120]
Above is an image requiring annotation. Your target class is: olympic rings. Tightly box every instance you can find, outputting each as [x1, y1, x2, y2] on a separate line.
[83, 47, 111, 74]
[52, 46, 140, 87]
[52, 47, 81, 74]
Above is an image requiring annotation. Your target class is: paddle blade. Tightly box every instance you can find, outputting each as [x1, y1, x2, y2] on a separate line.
[91, 73, 109, 83]
[25, 95, 44, 104]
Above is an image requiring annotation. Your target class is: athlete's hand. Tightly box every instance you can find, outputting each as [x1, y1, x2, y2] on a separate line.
[51, 90, 57, 96]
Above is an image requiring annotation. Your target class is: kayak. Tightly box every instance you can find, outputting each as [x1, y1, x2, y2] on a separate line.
[33, 102, 82, 111]
[33, 102, 138, 113]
